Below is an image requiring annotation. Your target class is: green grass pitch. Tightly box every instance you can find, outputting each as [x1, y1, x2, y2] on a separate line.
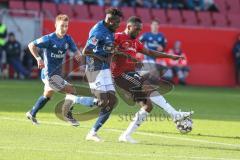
[0, 80, 240, 160]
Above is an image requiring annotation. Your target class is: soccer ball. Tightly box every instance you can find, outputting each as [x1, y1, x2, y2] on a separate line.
[176, 117, 193, 134]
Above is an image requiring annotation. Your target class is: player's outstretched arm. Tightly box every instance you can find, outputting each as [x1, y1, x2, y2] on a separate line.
[82, 45, 108, 62]
[28, 42, 45, 69]
[82, 45, 93, 56]
[141, 48, 184, 60]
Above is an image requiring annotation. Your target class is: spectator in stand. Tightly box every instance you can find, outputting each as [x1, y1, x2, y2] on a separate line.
[4, 32, 30, 79]
[232, 34, 240, 85]
[159, 0, 185, 9]
[83, 0, 98, 5]
[203, 0, 218, 11]
[98, 0, 120, 7]
[160, 0, 173, 9]
[22, 46, 37, 75]
[0, 16, 7, 77]
[167, 40, 190, 85]
[151, 0, 161, 8]
[186, 0, 205, 11]
[118, 0, 134, 7]
[52, 0, 84, 5]
[133, 0, 152, 8]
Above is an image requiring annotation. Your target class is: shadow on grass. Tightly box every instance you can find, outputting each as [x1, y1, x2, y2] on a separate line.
[0, 80, 240, 122]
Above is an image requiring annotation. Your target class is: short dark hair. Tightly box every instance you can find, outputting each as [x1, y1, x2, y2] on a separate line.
[127, 16, 142, 24]
[105, 8, 123, 17]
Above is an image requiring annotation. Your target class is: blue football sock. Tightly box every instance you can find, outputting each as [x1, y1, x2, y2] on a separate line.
[74, 96, 95, 107]
[30, 96, 50, 117]
[66, 94, 96, 107]
[92, 107, 112, 132]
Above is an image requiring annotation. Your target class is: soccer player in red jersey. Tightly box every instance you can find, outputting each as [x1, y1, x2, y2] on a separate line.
[111, 16, 193, 143]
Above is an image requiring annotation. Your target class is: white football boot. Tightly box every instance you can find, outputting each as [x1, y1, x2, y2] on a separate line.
[26, 111, 39, 125]
[118, 133, 138, 144]
[86, 132, 103, 142]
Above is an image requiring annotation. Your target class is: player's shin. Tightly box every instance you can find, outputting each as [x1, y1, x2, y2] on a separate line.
[123, 108, 149, 136]
[90, 106, 112, 134]
[149, 91, 177, 116]
[65, 94, 97, 107]
[30, 96, 50, 117]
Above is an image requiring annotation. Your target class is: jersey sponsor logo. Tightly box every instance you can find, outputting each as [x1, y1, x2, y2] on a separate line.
[148, 42, 160, 48]
[50, 52, 65, 58]
[119, 40, 137, 52]
[128, 47, 137, 52]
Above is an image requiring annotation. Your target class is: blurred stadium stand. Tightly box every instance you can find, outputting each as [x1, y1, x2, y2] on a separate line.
[0, 0, 239, 86]
[3, 0, 239, 28]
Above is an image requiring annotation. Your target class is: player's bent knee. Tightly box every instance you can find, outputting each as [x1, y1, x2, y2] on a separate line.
[98, 99, 108, 107]
[141, 100, 153, 113]
[43, 90, 54, 98]
[62, 85, 76, 95]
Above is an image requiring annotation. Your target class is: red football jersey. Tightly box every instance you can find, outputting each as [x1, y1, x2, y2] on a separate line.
[111, 32, 144, 77]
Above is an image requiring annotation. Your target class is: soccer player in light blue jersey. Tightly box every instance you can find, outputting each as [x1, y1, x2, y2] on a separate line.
[82, 8, 123, 142]
[26, 14, 95, 126]
[139, 19, 170, 82]
[139, 19, 167, 57]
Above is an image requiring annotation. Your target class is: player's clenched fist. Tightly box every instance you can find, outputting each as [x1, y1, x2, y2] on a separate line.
[36, 57, 45, 69]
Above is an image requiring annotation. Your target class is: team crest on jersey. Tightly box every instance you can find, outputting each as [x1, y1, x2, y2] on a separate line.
[65, 43, 69, 49]
[158, 37, 162, 41]
[91, 37, 99, 45]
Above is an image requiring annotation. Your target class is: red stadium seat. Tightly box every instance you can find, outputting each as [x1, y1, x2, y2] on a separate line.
[42, 2, 58, 18]
[182, 11, 198, 26]
[225, 0, 240, 14]
[167, 10, 183, 25]
[151, 9, 167, 24]
[58, 4, 74, 18]
[136, 8, 152, 23]
[197, 11, 213, 27]
[228, 14, 240, 28]
[212, 13, 228, 27]
[73, 5, 90, 20]
[9, 1, 24, 10]
[25, 1, 40, 16]
[89, 5, 105, 21]
[214, 0, 228, 13]
[121, 7, 136, 22]
[25, 1, 40, 11]
[9, 1, 27, 17]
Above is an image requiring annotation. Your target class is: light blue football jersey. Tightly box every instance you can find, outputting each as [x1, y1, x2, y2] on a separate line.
[33, 32, 77, 78]
[85, 20, 115, 71]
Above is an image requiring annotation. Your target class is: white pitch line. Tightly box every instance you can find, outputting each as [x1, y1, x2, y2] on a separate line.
[0, 116, 240, 149]
[0, 146, 239, 160]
